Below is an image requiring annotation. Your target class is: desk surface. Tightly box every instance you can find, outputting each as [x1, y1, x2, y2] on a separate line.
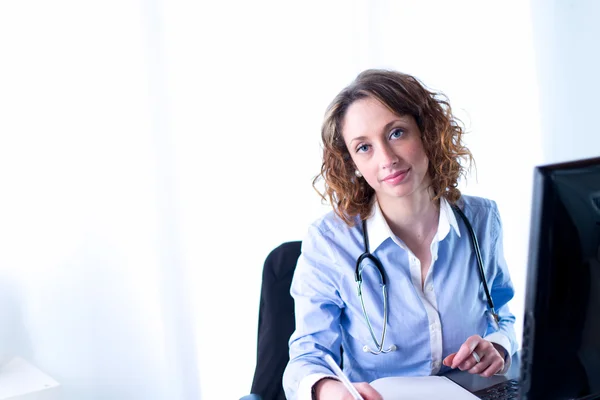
[240, 353, 522, 400]
[445, 352, 521, 392]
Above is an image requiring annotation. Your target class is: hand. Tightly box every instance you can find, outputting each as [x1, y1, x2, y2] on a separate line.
[315, 378, 382, 400]
[442, 335, 505, 378]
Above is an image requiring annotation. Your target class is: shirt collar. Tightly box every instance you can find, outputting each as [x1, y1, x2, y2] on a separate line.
[364, 197, 461, 252]
[438, 196, 462, 240]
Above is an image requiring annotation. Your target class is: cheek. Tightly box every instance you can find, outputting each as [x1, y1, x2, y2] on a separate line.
[362, 168, 379, 185]
[355, 163, 380, 187]
[405, 143, 429, 166]
[418, 151, 430, 169]
[405, 146, 430, 179]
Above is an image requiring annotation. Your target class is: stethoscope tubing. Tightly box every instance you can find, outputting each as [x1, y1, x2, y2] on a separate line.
[354, 202, 499, 354]
[451, 204, 497, 316]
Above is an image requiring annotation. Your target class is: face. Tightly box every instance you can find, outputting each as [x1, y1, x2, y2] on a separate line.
[341, 96, 430, 203]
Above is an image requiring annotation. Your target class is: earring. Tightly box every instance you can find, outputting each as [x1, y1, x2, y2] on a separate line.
[355, 170, 362, 178]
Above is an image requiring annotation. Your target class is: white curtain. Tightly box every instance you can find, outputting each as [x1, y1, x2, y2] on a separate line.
[0, 1, 543, 399]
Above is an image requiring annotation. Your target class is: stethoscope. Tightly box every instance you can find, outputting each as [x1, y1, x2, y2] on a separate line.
[354, 204, 499, 355]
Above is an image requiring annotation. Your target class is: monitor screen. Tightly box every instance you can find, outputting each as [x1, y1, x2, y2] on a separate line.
[522, 156, 600, 400]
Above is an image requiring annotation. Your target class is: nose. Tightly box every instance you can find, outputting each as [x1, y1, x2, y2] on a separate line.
[378, 142, 399, 169]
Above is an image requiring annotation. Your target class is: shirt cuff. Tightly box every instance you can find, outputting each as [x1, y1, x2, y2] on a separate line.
[298, 373, 339, 400]
[484, 332, 512, 375]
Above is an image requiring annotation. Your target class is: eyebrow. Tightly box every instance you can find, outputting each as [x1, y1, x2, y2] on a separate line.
[349, 119, 407, 145]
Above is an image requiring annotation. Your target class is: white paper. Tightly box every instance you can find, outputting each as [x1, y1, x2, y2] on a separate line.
[0, 357, 59, 400]
[370, 375, 480, 400]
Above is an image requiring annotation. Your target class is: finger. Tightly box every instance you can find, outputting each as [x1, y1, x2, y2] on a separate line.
[468, 343, 503, 374]
[468, 350, 503, 376]
[456, 347, 489, 371]
[480, 358, 504, 378]
[451, 335, 482, 368]
[443, 353, 456, 367]
[458, 340, 497, 371]
[467, 356, 493, 375]
[457, 356, 479, 371]
[354, 382, 383, 400]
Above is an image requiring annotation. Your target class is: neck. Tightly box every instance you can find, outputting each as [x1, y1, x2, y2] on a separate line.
[376, 185, 440, 243]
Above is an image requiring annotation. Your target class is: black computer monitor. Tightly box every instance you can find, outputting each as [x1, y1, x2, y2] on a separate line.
[521, 156, 600, 400]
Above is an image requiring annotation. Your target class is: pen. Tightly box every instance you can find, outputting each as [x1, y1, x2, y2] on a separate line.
[323, 353, 365, 400]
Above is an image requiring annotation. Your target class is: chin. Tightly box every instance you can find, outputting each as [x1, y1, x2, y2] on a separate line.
[394, 183, 423, 198]
[384, 188, 413, 199]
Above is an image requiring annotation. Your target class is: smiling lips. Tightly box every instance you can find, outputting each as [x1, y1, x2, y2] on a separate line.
[382, 168, 410, 185]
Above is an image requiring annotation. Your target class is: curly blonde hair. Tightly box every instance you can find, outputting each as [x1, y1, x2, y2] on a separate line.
[313, 69, 474, 226]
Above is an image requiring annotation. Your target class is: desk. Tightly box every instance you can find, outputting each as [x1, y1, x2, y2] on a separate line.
[0, 357, 60, 400]
[240, 353, 522, 400]
[445, 352, 521, 393]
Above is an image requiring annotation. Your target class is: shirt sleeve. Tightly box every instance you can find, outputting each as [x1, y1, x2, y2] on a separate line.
[282, 224, 345, 400]
[483, 202, 518, 374]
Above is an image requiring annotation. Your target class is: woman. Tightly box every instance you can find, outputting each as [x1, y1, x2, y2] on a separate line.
[282, 69, 517, 400]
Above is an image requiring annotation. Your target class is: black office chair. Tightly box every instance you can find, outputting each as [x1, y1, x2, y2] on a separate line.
[241, 241, 302, 400]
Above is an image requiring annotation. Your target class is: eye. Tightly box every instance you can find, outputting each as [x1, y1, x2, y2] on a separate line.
[356, 144, 370, 153]
[389, 128, 404, 140]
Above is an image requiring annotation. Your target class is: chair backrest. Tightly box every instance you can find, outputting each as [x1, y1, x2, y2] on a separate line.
[250, 241, 302, 400]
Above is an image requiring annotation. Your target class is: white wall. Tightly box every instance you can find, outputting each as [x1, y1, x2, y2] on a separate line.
[0, 1, 198, 398]
[530, 0, 600, 163]
[0, 1, 556, 399]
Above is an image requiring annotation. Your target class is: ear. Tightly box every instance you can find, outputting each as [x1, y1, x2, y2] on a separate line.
[350, 160, 360, 176]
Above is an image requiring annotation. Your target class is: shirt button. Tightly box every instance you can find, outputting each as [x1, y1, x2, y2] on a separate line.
[427, 285, 434, 292]
[433, 361, 441, 368]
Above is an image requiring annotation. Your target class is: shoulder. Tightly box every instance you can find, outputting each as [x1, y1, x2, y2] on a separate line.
[297, 210, 362, 275]
[458, 194, 500, 218]
[457, 194, 503, 238]
[307, 209, 360, 240]
[301, 210, 363, 264]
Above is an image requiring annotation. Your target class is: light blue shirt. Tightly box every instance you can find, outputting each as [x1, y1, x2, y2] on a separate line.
[283, 195, 517, 400]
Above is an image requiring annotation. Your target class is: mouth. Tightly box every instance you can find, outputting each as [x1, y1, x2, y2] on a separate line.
[382, 168, 410, 184]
